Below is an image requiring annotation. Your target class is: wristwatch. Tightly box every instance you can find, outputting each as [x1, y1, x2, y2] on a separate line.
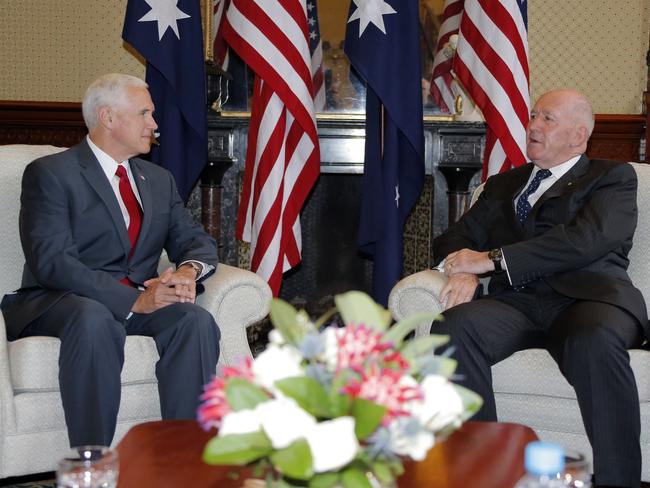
[488, 248, 503, 272]
[182, 261, 203, 279]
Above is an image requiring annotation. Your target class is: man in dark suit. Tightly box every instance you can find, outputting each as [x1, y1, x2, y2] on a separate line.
[1, 73, 220, 448]
[433, 89, 647, 487]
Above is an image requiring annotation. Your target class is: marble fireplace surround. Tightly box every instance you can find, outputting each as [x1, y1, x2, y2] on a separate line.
[206, 113, 485, 308]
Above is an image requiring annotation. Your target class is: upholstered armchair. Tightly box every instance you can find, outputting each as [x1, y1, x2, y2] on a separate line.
[0, 145, 272, 478]
[389, 162, 650, 480]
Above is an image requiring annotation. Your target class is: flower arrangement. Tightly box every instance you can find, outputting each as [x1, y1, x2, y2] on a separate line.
[198, 291, 482, 487]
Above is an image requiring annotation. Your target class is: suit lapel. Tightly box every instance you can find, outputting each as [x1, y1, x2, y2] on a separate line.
[497, 164, 534, 229]
[77, 140, 131, 256]
[528, 155, 589, 219]
[129, 159, 152, 254]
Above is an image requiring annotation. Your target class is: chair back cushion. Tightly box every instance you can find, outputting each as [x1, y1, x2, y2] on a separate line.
[628, 163, 650, 314]
[0, 145, 66, 295]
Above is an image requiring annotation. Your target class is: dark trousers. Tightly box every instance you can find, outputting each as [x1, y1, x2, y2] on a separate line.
[19, 294, 220, 447]
[435, 282, 643, 487]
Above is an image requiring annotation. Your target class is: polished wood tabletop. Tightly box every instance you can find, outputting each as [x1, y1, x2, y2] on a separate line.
[116, 420, 538, 488]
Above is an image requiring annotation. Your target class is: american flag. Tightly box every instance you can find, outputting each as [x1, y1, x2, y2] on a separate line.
[222, 0, 320, 295]
[453, 0, 530, 177]
[306, 0, 325, 111]
[429, 0, 464, 113]
[214, 0, 324, 110]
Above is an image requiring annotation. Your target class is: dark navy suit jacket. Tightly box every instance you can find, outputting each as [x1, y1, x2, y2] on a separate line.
[2, 139, 217, 339]
[433, 156, 648, 339]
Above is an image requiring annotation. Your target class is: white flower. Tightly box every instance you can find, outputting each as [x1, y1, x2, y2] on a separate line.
[305, 417, 359, 473]
[411, 375, 464, 432]
[320, 326, 339, 371]
[268, 329, 285, 345]
[252, 344, 304, 390]
[386, 416, 435, 461]
[218, 409, 261, 436]
[256, 397, 316, 449]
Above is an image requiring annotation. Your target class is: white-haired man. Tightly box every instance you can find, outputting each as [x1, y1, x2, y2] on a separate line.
[434, 89, 647, 487]
[1, 73, 219, 447]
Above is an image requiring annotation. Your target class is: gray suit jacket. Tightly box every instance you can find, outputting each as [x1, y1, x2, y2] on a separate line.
[433, 156, 649, 339]
[2, 140, 218, 339]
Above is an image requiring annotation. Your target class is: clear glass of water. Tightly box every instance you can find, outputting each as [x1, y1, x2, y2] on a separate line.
[560, 450, 591, 487]
[56, 445, 118, 488]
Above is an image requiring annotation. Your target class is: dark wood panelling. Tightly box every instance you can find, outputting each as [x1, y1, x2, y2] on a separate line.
[0, 101, 86, 147]
[587, 114, 645, 163]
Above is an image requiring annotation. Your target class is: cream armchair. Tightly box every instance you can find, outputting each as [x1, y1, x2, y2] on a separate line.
[0, 145, 272, 478]
[389, 162, 650, 480]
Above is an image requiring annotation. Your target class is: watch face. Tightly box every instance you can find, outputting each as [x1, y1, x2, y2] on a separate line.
[489, 249, 502, 261]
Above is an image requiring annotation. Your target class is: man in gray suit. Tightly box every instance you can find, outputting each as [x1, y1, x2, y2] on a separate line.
[1, 73, 220, 448]
[433, 89, 647, 487]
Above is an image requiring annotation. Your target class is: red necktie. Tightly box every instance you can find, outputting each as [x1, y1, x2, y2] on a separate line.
[116, 165, 142, 286]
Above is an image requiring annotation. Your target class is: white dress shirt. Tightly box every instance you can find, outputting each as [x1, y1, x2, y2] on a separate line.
[86, 136, 212, 281]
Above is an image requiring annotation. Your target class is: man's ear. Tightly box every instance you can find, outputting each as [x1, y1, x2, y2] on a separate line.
[98, 106, 113, 129]
[571, 125, 589, 148]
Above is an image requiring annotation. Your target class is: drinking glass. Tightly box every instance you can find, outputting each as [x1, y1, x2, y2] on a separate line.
[560, 450, 591, 487]
[56, 445, 118, 488]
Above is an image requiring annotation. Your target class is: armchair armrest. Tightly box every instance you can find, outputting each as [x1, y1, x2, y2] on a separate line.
[197, 264, 272, 370]
[388, 269, 448, 338]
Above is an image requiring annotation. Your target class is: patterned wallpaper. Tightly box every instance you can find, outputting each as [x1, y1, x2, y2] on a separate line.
[0, 0, 648, 114]
[0, 0, 143, 102]
[529, 0, 649, 113]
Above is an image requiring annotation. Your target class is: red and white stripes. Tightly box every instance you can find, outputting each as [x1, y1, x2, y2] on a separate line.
[429, 0, 464, 113]
[453, 0, 530, 177]
[224, 0, 320, 295]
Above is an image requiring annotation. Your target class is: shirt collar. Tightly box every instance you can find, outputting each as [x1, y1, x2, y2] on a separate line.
[532, 155, 582, 181]
[86, 135, 131, 181]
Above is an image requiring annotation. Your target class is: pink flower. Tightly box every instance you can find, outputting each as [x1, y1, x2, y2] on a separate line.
[334, 324, 393, 372]
[342, 364, 422, 421]
[197, 358, 255, 431]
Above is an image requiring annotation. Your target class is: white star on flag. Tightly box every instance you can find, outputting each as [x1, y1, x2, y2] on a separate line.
[138, 0, 190, 41]
[348, 0, 397, 37]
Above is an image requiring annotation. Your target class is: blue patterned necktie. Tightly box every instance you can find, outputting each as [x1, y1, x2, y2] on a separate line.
[516, 169, 552, 224]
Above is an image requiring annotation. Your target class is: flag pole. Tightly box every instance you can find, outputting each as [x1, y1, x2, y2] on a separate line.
[202, 0, 213, 61]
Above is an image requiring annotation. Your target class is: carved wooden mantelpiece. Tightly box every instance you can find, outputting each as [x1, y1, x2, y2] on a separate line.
[0, 101, 87, 147]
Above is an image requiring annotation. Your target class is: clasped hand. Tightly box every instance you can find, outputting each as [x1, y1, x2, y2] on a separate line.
[131, 266, 196, 314]
[439, 249, 492, 310]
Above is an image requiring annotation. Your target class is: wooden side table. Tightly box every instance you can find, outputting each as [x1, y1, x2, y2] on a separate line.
[116, 420, 538, 488]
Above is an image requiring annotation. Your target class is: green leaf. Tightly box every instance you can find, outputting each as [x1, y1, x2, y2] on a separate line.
[383, 312, 438, 347]
[334, 291, 392, 331]
[225, 378, 269, 411]
[341, 467, 373, 488]
[313, 307, 338, 329]
[309, 472, 340, 488]
[351, 398, 386, 440]
[270, 438, 314, 481]
[455, 384, 483, 419]
[202, 431, 272, 465]
[269, 298, 310, 345]
[400, 335, 449, 361]
[329, 372, 353, 417]
[275, 376, 331, 417]
[419, 356, 458, 378]
[371, 462, 396, 485]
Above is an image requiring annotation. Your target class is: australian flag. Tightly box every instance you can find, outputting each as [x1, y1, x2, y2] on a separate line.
[122, 0, 207, 202]
[344, 0, 424, 306]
